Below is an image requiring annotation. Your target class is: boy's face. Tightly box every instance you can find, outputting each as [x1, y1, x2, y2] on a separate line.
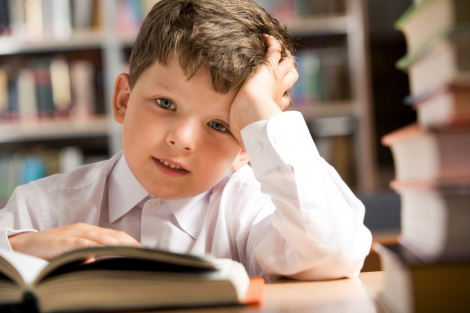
[113, 57, 248, 199]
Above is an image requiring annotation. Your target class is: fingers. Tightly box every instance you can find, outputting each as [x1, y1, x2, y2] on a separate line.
[284, 66, 299, 91]
[58, 237, 103, 255]
[278, 54, 294, 77]
[73, 223, 143, 248]
[264, 34, 282, 70]
[263, 35, 298, 101]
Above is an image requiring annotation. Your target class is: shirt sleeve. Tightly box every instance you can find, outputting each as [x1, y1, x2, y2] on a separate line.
[240, 111, 372, 280]
[0, 184, 42, 251]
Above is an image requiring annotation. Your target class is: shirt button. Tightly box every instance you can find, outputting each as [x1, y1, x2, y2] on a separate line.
[144, 200, 163, 213]
[253, 142, 263, 154]
[152, 201, 162, 209]
[274, 133, 286, 145]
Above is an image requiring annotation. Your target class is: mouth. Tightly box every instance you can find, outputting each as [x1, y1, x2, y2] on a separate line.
[153, 158, 189, 177]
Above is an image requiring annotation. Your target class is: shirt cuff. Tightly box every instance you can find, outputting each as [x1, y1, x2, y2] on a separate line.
[241, 111, 320, 177]
[0, 229, 38, 252]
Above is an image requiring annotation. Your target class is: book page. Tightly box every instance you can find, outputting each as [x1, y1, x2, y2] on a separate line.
[0, 248, 48, 286]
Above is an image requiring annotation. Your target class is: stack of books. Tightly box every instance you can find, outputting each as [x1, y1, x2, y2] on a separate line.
[375, 0, 470, 312]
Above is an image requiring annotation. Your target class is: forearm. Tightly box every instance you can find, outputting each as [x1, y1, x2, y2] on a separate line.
[0, 186, 42, 251]
[242, 112, 372, 280]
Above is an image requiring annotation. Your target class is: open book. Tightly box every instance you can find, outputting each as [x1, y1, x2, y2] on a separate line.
[0, 247, 264, 312]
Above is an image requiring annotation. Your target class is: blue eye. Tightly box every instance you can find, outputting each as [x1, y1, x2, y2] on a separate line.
[156, 98, 175, 110]
[208, 121, 228, 132]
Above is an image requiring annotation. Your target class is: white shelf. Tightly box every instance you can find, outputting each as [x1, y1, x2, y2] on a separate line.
[0, 117, 109, 143]
[291, 101, 356, 119]
[286, 15, 349, 37]
[0, 31, 104, 55]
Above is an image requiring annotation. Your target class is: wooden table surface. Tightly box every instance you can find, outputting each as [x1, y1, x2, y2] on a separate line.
[154, 271, 385, 313]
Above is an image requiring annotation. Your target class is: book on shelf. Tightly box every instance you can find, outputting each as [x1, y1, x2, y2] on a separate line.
[374, 243, 470, 313]
[33, 58, 55, 119]
[70, 59, 95, 119]
[391, 183, 470, 261]
[409, 83, 470, 129]
[0, 67, 7, 115]
[381, 124, 470, 185]
[0, 0, 10, 36]
[395, 0, 470, 59]
[0, 246, 264, 313]
[71, 0, 95, 30]
[399, 34, 470, 97]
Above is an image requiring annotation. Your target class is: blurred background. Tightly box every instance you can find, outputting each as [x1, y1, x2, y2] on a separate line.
[0, 0, 415, 235]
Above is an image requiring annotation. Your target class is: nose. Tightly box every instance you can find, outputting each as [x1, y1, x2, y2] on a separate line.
[165, 118, 197, 152]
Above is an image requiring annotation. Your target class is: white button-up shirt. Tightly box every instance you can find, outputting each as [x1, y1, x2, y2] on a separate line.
[0, 112, 372, 280]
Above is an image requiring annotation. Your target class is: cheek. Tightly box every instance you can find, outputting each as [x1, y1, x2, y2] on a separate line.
[200, 136, 240, 170]
[122, 103, 163, 154]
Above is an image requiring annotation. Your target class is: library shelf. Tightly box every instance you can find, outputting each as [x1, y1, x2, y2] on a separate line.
[0, 117, 109, 143]
[286, 15, 349, 37]
[0, 31, 104, 56]
[292, 101, 355, 119]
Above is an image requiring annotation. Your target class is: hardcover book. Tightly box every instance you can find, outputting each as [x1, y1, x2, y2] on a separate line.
[374, 243, 470, 313]
[0, 246, 264, 313]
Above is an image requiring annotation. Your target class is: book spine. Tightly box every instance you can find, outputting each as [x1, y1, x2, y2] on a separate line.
[17, 68, 38, 121]
[0, 67, 8, 117]
[52, 0, 72, 40]
[50, 57, 72, 117]
[0, 0, 11, 36]
[70, 60, 95, 119]
[33, 59, 54, 119]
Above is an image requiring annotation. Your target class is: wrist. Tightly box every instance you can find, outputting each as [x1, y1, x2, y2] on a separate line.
[238, 100, 282, 129]
[8, 233, 24, 251]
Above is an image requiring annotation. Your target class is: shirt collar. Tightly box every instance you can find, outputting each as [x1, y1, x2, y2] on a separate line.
[108, 153, 234, 238]
[108, 153, 150, 223]
[166, 189, 211, 239]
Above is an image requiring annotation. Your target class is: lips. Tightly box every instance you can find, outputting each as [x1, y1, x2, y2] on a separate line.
[153, 157, 189, 178]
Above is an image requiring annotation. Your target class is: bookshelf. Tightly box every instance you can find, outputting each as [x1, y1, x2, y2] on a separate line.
[0, 117, 108, 143]
[277, 0, 378, 193]
[0, 31, 105, 55]
[0, 0, 378, 205]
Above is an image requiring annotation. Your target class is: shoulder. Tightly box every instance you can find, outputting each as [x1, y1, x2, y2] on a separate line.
[30, 159, 110, 195]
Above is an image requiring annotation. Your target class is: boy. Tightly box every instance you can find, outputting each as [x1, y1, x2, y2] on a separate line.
[0, 0, 372, 280]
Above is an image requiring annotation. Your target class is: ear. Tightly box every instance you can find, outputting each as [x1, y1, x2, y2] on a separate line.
[231, 149, 250, 172]
[112, 73, 131, 124]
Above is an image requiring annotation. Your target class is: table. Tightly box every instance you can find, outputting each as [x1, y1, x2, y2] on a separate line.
[155, 271, 385, 313]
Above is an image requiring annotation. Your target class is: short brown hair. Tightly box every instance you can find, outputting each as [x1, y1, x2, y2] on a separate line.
[129, 0, 294, 94]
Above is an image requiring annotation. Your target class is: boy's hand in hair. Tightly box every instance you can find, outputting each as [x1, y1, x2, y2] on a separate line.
[8, 223, 142, 260]
[229, 35, 298, 150]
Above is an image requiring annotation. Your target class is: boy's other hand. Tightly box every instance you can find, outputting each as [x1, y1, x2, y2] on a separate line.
[8, 223, 143, 260]
[229, 35, 298, 150]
